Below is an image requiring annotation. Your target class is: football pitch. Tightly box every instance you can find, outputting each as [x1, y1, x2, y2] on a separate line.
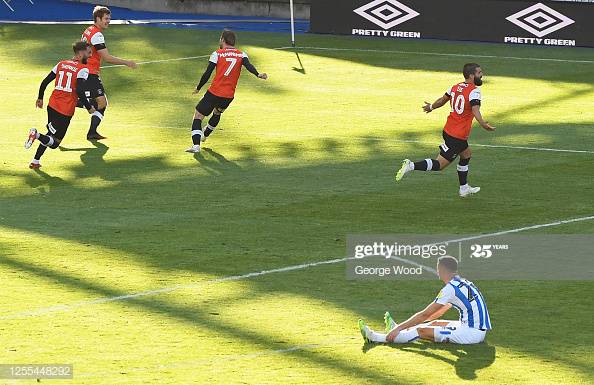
[1, 24, 593, 384]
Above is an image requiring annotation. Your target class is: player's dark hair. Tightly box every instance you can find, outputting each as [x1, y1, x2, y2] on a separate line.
[221, 29, 236, 46]
[437, 256, 458, 273]
[93, 6, 111, 22]
[463, 63, 480, 79]
[73, 41, 90, 54]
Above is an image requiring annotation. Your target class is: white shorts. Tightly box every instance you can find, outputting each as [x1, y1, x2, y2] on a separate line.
[432, 321, 486, 344]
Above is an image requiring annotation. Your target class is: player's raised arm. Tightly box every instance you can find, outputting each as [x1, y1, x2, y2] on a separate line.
[472, 105, 496, 131]
[423, 94, 450, 113]
[36, 65, 58, 108]
[96, 48, 137, 69]
[242, 54, 267, 79]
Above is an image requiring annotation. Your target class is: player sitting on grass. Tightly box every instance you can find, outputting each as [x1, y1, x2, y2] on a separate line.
[359, 256, 491, 345]
[25, 42, 96, 169]
[395, 63, 496, 197]
[186, 29, 267, 153]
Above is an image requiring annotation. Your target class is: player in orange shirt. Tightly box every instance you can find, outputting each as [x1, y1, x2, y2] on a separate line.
[25, 42, 97, 169]
[81, 6, 137, 140]
[395, 63, 496, 197]
[186, 29, 268, 153]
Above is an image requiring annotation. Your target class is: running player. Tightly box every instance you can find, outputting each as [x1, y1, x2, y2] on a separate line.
[358, 256, 491, 345]
[81, 6, 137, 140]
[395, 63, 496, 197]
[186, 29, 268, 153]
[25, 42, 96, 169]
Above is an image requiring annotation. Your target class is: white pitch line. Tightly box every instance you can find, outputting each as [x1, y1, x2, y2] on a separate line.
[101, 54, 210, 68]
[234, 130, 594, 155]
[2, 214, 594, 320]
[274, 46, 594, 64]
[377, 138, 594, 155]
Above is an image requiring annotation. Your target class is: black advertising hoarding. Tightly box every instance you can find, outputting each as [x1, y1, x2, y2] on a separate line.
[310, 0, 594, 47]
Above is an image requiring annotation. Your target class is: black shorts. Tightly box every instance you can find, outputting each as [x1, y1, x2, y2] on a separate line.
[47, 106, 72, 141]
[196, 90, 233, 116]
[439, 131, 469, 162]
[86, 73, 106, 99]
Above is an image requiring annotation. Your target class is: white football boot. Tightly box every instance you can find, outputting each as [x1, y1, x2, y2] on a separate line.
[185, 144, 201, 154]
[459, 184, 480, 197]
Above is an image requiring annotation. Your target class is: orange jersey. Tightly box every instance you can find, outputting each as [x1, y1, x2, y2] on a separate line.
[207, 48, 247, 98]
[81, 25, 105, 74]
[48, 60, 89, 117]
[443, 82, 482, 140]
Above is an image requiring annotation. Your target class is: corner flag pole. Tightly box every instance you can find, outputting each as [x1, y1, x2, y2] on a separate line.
[289, 0, 296, 47]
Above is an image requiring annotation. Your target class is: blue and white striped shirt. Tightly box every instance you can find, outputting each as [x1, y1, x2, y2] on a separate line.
[434, 276, 492, 330]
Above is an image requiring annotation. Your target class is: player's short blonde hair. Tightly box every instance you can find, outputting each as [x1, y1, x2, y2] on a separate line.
[437, 256, 458, 273]
[93, 6, 111, 22]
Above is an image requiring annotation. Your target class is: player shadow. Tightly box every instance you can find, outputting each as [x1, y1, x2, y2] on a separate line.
[24, 168, 66, 189]
[361, 341, 496, 380]
[398, 342, 496, 380]
[193, 147, 242, 173]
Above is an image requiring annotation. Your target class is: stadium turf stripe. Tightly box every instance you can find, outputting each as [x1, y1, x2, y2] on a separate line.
[275, 46, 594, 64]
[1, 214, 593, 320]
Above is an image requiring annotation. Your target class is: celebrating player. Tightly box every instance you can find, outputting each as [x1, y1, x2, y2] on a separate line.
[395, 63, 496, 197]
[81, 6, 137, 140]
[358, 256, 491, 345]
[25, 42, 96, 169]
[186, 29, 268, 153]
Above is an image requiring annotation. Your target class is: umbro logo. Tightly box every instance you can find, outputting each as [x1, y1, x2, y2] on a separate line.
[506, 2, 574, 38]
[353, 0, 420, 30]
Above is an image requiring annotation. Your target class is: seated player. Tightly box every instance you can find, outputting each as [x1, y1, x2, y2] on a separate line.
[395, 63, 496, 197]
[186, 29, 268, 153]
[359, 256, 491, 345]
[25, 42, 96, 168]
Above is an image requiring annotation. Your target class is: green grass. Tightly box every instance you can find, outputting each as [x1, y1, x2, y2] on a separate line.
[1, 24, 593, 384]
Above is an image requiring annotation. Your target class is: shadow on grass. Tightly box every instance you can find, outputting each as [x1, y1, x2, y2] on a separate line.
[363, 341, 497, 380]
[1, 122, 593, 382]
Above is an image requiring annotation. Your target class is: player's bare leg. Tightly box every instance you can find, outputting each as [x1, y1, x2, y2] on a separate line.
[203, 108, 224, 141]
[458, 147, 480, 197]
[186, 110, 205, 153]
[87, 95, 107, 140]
[396, 154, 451, 181]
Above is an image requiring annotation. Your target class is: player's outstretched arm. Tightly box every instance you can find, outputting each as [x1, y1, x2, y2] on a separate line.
[193, 62, 216, 94]
[242, 57, 267, 79]
[386, 302, 445, 342]
[97, 48, 137, 68]
[36, 70, 57, 108]
[423, 94, 449, 113]
[472, 105, 496, 131]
